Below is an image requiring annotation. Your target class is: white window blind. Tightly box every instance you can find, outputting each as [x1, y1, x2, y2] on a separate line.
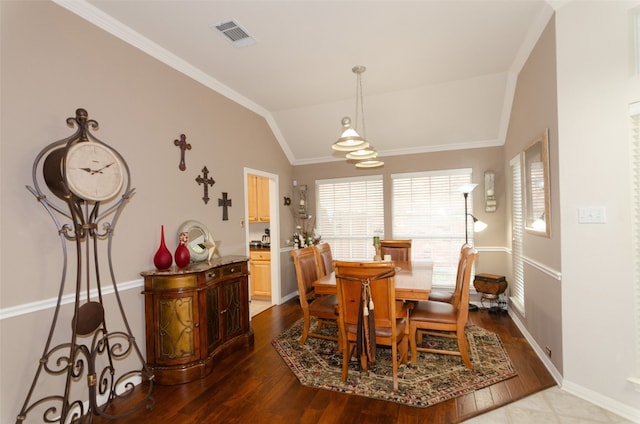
[630, 102, 640, 378]
[391, 169, 472, 287]
[316, 175, 384, 260]
[510, 154, 525, 314]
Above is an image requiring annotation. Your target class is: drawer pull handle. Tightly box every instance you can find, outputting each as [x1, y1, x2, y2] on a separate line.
[220, 309, 227, 314]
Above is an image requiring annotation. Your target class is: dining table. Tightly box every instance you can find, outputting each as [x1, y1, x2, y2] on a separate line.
[312, 261, 433, 301]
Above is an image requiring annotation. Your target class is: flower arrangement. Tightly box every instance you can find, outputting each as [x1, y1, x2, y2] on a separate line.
[289, 184, 321, 248]
[290, 222, 322, 249]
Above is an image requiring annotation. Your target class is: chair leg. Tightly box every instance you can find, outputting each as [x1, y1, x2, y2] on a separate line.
[299, 311, 311, 345]
[391, 343, 399, 391]
[400, 335, 408, 365]
[341, 343, 355, 382]
[409, 324, 418, 363]
[457, 328, 473, 369]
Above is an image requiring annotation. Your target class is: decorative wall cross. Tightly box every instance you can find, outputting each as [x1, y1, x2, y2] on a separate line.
[195, 166, 215, 204]
[174, 133, 191, 171]
[218, 192, 232, 221]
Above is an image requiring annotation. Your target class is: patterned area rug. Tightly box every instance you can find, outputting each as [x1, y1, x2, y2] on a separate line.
[272, 318, 516, 408]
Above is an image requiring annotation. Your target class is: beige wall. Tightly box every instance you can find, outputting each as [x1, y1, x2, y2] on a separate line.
[0, 1, 293, 420]
[503, 16, 563, 373]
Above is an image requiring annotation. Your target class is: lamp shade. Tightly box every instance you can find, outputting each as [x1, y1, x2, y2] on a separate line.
[459, 183, 478, 194]
[355, 159, 384, 168]
[346, 145, 378, 160]
[473, 219, 488, 232]
[332, 117, 370, 152]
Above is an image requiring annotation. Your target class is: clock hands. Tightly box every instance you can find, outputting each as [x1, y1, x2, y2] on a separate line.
[72, 162, 115, 175]
[92, 162, 114, 174]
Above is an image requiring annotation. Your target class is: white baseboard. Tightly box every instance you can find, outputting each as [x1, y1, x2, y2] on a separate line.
[562, 380, 640, 423]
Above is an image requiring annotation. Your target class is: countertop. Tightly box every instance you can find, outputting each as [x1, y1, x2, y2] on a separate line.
[249, 246, 271, 252]
[141, 255, 249, 276]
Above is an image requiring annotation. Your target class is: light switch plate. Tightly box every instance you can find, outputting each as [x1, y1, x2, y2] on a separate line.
[578, 207, 606, 224]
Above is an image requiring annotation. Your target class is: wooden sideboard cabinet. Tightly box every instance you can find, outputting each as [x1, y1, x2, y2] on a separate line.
[141, 255, 254, 385]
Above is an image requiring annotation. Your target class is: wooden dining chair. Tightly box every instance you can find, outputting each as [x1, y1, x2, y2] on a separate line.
[379, 240, 412, 262]
[314, 242, 334, 278]
[334, 261, 410, 391]
[428, 243, 472, 303]
[290, 247, 339, 345]
[409, 245, 478, 368]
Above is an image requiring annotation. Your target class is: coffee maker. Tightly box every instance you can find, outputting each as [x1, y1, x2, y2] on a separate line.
[261, 228, 270, 247]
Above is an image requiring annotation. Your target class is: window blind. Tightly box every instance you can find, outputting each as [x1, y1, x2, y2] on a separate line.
[630, 102, 640, 376]
[510, 154, 525, 314]
[316, 175, 384, 260]
[391, 169, 472, 287]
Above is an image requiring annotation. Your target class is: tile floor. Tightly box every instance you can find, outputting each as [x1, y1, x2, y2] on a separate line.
[463, 386, 635, 423]
[249, 299, 272, 317]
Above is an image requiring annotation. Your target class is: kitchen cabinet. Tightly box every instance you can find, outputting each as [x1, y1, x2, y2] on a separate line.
[250, 249, 271, 299]
[248, 175, 270, 223]
[141, 256, 253, 385]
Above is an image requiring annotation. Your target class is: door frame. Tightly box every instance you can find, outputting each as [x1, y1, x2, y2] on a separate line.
[244, 168, 281, 306]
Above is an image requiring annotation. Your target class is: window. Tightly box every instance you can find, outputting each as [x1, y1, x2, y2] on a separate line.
[631, 102, 640, 380]
[510, 154, 525, 314]
[316, 175, 384, 260]
[391, 169, 472, 287]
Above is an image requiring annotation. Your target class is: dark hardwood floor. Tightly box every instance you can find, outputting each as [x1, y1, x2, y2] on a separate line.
[96, 299, 557, 424]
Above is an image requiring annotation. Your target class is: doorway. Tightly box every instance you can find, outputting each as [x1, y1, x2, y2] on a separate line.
[244, 168, 280, 318]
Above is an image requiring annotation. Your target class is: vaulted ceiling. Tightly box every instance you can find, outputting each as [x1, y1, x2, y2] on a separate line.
[59, 0, 555, 165]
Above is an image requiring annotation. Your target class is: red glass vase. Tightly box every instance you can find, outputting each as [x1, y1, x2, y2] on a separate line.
[175, 242, 190, 268]
[153, 225, 173, 270]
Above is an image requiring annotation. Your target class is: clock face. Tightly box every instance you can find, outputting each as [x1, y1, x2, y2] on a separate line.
[65, 142, 124, 201]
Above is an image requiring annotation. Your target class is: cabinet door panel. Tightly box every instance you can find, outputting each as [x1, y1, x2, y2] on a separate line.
[156, 294, 199, 364]
[222, 279, 242, 339]
[247, 175, 258, 222]
[206, 284, 221, 352]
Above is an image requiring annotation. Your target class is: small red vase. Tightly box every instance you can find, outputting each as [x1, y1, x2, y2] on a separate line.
[153, 225, 173, 270]
[175, 242, 190, 268]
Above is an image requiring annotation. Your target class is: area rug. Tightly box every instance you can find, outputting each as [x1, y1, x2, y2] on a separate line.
[272, 318, 516, 408]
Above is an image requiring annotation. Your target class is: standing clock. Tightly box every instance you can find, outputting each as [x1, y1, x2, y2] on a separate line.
[19, 108, 154, 424]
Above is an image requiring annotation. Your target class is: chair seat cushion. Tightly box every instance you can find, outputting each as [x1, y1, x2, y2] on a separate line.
[428, 290, 453, 303]
[309, 294, 338, 318]
[410, 300, 457, 324]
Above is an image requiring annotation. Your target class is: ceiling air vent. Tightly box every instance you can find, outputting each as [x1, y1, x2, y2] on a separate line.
[211, 20, 256, 48]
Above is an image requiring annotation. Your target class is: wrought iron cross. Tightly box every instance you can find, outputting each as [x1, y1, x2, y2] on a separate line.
[174, 133, 191, 171]
[195, 166, 215, 204]
[218, 192, 232, 221]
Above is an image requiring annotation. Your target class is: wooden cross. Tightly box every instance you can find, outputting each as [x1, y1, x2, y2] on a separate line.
[195, 166, 215, 204]
[174, 133, 192, 171]
[218, 192, 232, 221]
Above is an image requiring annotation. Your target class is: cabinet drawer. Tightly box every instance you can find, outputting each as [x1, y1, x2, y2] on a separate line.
[250, 251, 270, 261]
[150, 275, 197, 290]
[206, 262, 246, 282]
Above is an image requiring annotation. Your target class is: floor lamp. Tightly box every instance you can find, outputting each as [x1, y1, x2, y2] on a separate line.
[460, 183, 487, 244]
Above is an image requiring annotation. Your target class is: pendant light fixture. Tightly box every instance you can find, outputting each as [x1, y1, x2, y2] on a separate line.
[332, 66, 383, 168]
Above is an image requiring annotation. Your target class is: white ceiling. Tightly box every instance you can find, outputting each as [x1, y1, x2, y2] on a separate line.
[58, 0, 555, 165]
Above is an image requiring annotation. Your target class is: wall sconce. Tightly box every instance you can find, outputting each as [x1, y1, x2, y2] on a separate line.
[484, 171, 497, 212]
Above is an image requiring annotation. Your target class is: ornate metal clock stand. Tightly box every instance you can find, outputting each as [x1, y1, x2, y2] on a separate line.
[18, 109, 154, 423]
